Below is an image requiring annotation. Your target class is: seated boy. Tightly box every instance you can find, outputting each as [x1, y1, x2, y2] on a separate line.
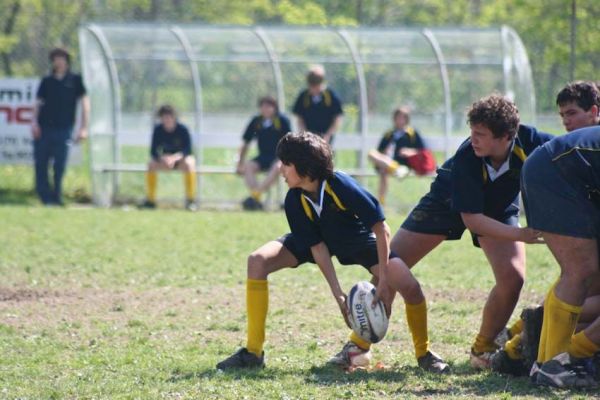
[141, 105, 196, 211]
[368, 107, 436, 205]
[237, 96, 291, 210]
[217, 132, 448, 373]
[388, 94, 552, 369]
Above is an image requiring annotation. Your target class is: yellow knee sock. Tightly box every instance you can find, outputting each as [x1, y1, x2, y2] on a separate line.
[405, 300, 430, 359]
[568, 331, 599, 359]
[386, 160, 400, 174]
[505, 333, 523, 360]
[538, 280, 559, 363]
[542, 288, 582, 362]
[246, 279, 268, 356]
[184, 171, 196, 200]
[473, 333, 498, 354]
[349, 331, 371, 351]
[509, 318, 523, 337]
[251, 190, 262, 201]
[146, 171, 157, 202]
[378, 196, 385, 206]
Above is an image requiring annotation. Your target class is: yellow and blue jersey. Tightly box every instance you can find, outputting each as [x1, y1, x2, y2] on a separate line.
[292, 88, 343, 136]
[242, 113, 291, 160]
[431, 124, 553, 219]
[284, 171, 384, 256]
[150, 123, 192, 160]
[377, 126, 426, 166]
[543, 125, 600, 191]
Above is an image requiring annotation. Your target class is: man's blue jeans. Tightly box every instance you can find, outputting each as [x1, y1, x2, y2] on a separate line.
[33, 126, 72, 204]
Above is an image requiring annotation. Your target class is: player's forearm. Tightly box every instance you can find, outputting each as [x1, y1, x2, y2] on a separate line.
[311, 242, 344, 299]
[461, 213, 521, 241]
[372, 221, 391, 278]
[296, 117, 306, 132]
[80, 96, 90, 129]
[326, 116, 343, 137]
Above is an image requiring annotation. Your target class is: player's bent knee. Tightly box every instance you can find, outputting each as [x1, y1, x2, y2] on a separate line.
[247, 252, 269, 278]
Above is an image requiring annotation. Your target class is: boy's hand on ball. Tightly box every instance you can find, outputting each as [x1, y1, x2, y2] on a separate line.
[337, 294, 352, 329]
[373, 281, 393, 318]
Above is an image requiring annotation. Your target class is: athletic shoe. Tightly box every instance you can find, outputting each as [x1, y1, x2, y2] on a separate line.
[216, 348, 265, 370]
[520, 305, 544, 371]
[494, 327, 512, 348]
[327, 342, 372, 368]
[491, 349, 528, 376]
[470, 348, 496, 369]
[417, 350, 450, 373]
[185, 199, 198, 212]
[534, 352, 597, 388]
[138, 199, 156, 209]
[242, 197, 263, 211]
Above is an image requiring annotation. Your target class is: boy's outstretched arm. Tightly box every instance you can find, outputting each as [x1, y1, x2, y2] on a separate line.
[311, 242, 351, 329]
[371, 221, 394, 314]
[461, 213, 543, 244]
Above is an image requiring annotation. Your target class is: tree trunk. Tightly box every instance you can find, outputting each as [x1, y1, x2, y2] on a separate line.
[1, 0, 21, 76]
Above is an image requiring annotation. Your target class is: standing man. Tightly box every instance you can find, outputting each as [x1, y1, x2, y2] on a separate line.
[292, 65, 343, 143]
[237, 96, 291, 210]
[32, 48, 89, 206]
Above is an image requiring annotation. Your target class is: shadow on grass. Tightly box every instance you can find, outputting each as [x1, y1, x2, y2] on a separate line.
[0, 187, 92, 206]
[173, 361, 591, 399]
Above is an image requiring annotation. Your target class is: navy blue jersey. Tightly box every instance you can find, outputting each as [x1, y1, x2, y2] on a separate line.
[284, 171, 384, 255]
[427, 125, 553, 219]
[150, 123, 192, 160]
[292, 88, 343, 135]
[36, 72, 86, 128]
[543, 125, 600, 193]
[242, 113, 291, 159]
[377, 126, 425, 165]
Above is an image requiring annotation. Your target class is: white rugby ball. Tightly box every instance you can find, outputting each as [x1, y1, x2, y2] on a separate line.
[346, 281, 389, 344]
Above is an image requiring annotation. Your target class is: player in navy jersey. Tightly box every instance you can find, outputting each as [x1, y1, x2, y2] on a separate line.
[292, 65, 343, 143]
[217, 132, 448, 373]
[522, 126, 600, 388]
[237, 96, 291, 210]
[368, 107, 436, 205]
[141, 105, 196, 211]
[387, 94, 552, 369]
[492, 81, 600, 377]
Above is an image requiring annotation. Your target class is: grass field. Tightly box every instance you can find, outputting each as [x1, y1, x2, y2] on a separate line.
[0, 204, 593, 399]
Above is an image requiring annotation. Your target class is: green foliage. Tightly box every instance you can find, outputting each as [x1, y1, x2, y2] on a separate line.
[0, 0, 598, 111]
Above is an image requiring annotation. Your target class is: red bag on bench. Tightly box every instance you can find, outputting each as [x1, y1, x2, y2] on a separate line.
[406, 149, 437, 176]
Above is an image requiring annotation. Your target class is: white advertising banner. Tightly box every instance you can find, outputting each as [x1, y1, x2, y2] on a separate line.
[0, 78, 81, 165]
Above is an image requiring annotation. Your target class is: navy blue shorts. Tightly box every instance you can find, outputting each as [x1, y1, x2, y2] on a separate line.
[401, 193, 519, 248]
[279, 233, 398, 272]
[522, 147, 600, 239]
[252, 155, 277, 172]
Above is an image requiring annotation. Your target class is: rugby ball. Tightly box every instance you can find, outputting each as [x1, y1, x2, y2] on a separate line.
[346, 281, 389, 344]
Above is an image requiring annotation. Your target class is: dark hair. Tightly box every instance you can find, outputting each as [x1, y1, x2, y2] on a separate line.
[556, 81, 600, 111]
[306, 65, 325, 86]
[157, 104, 176, 117]
[277, 132, 334, 181]
[467, 94, 520, 139]
[49, 47, 71, 64]
[258, 95, 278, 112]
[393, 106, 411, 123]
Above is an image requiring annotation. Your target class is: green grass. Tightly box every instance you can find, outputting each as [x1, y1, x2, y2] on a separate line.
[0, 205, 589, 399]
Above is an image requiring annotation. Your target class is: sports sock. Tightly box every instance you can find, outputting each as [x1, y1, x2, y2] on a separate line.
[146, 171, 157, 202]
[538, 280, 559, 363]
[542, 288, 582, 362]
[349, 331, 371, 351]
[184, 171, 196, 201]
[568, 331, 600, 359]
[386, 161, 400, 174]
[508, 318, 523, 337]
[378, 196, 385, 206]
[251, 190, 262, 201]
[472, 333, 498, 354]
[246, 279, 268, 356]
[405, 300, 429, 359]
[505, 333, 523, 360]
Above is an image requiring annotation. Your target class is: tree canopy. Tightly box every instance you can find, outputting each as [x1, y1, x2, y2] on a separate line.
[1, 0, 597, 111]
